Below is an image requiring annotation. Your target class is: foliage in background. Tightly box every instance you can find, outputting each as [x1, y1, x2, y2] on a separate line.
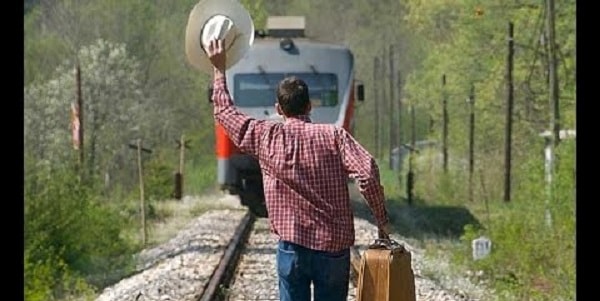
[185, 155, 219, 196]
[24, 38, 147, 188]
[456, 140, 575, 300]
[25, 158, 135, 300]
[396, 1, 575, 298]
[142, 151, 178, 203]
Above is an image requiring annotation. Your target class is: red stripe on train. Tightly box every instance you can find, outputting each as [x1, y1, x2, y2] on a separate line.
[215, 123, 238, 159]
[342, 80, 357, 133]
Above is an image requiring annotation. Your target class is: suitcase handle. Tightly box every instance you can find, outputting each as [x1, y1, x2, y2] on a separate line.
[368, 238, 407, 252]
[378, 229, 390, 240]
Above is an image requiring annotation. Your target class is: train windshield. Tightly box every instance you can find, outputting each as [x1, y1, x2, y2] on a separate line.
[233, 73, 338, 107]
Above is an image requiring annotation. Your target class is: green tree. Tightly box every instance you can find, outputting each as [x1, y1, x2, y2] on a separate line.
[25, 38, 147, 187]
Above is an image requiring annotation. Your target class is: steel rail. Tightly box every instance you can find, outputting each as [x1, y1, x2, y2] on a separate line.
[198, 211, 256, 301]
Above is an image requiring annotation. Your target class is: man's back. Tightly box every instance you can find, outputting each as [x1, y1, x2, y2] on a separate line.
[257, 116, 354, 252]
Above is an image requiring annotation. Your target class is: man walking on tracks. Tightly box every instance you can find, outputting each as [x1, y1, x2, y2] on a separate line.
[205, 38, 391, 301]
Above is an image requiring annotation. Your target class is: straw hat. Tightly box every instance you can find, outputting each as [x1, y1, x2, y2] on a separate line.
[185, 0, 255, 73]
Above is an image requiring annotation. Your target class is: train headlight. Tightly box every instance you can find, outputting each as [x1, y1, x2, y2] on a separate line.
[280, 38, 294, 51]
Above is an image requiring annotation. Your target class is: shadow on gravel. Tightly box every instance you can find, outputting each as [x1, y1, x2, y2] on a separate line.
[351, 197, 482, 241]
[242, 246, 277, 255]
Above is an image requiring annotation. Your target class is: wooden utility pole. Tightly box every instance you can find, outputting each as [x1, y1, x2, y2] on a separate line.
[407, 103, 416, 205]
[380, 50, 388, 164]
[129, 139, 152, 245]
[76, 62, 84, 171]
[546, 0, 560, 146]
[468, 83, 475, 202]
[388, 45, 396, 170]
[174, 135, 191, 200]
[397, 70, 403, 152]
[504, 22, 515, 203]
[373, 57, 381, 160]
[179, 135, 186, 174]
[442, 74, 448, 173]
[541, 0, 560, 226]
[137, 139, 147, 245]
[396, 69, 404, 197]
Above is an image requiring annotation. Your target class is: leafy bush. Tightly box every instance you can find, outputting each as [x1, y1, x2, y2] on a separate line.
[24, 248, 95, 301]
[143, 152, 178, 202]
[186, 155, 218, 195]
[456, 140, 575, 301]
[25, 160, 136, 298]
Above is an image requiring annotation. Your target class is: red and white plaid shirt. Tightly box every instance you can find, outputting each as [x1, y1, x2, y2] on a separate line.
[212, 75, 389, 252]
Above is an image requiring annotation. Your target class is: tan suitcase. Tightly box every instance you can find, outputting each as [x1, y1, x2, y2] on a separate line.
[356, 237, 417, 301]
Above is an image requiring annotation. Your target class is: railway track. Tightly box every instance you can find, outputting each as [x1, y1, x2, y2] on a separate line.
[95, 206, 492, 301]
[199, 211, 255, 301]
[94, 209, 254, 301]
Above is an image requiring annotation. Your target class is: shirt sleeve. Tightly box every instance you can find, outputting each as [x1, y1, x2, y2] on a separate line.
[211, 74, 270, 157]
[337, 128, 389, 228]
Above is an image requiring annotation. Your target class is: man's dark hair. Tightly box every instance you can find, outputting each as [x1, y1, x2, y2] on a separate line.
[276, 76, 310, 116]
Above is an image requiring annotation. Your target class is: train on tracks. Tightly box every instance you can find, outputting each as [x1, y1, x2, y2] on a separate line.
[210, 16, 365, 217]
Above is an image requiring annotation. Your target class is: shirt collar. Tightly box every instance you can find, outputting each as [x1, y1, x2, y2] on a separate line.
[285, 115, 312, 124]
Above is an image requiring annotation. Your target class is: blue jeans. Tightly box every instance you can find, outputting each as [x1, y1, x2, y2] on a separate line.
[277, 240, 350, 301]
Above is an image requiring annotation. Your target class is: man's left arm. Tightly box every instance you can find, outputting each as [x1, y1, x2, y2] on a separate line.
[336, 127, 390, 232]
[212, 71, 269, 157]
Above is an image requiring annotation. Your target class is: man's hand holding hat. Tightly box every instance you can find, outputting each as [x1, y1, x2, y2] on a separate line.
[206, 39, 227, 77]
